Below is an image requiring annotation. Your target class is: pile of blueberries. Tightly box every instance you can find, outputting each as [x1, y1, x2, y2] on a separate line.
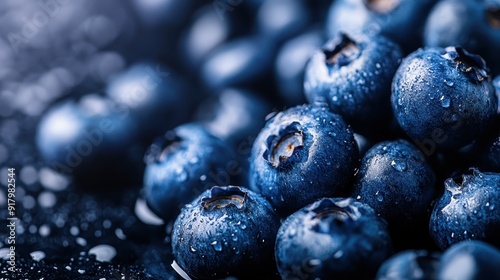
[2, 0, 500, 279]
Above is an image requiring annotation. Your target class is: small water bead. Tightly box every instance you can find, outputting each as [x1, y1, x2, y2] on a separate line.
[211, 240, 222, 252]
[440, 95, 451, 108]
[390, 160, 407, 171]
[375, 191, 384, 202]
[444, 79, 454, 87]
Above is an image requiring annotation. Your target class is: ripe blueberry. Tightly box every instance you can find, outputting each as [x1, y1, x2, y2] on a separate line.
[249, 104, 359, 216]
[429, 169, 500, 250]
[275, 198, 393, 280]
[143, 123, 242, 222]
[392, 46, 498, 151]
[171, 186, 280, 279]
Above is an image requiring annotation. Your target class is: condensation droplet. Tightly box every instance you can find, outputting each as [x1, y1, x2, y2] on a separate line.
[440, 95, 450, 108]
[376, 191, 384, 202]
[211, 241, 222, 252]
[390, 160, 407, 171]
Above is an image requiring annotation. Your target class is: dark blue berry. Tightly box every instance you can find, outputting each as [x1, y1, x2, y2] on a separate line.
[325, 0, 437, 53]
[429, 169, 500, 250]
[376, 250, 441, 280]
[304, 32, 402, 137]
[275, 29, 323, 106]
[171, 186, 280, 280]
[437, 241, 500, 280]
[391, 46, 498, 151]
[275, 198, 393, 280]
[36, 94, 143, 188]
[143, 123, 242, 222]
[352, 139, 436, 228]
[106, 62, 199, 142]
[249, 104, 359, 216]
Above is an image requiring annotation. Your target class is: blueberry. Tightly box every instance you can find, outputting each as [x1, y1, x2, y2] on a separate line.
[195, 88, 271, 149]
[143, 123, 242, 222]
[391, 46, 498, 151]
[325, 0, 437, 54]
[437, 241, 500, 280]
[304, 32, 402, 137]
[255, 0, 311, 46]
[171, 186, 280, 279]
[352, 139, 436, 228]
[106, 62, 199, 142]
[36, 94, 143, 188]
[424, 0, 500, 75]
[200, 36, 275, 92]
[429, 169, 500, 250]
[275, 198, 393, 280]
[275, 29, 323, 106]
[249, 104, 359, 216]
[375, 250, 441, 280]
[179, 4, 245, 73]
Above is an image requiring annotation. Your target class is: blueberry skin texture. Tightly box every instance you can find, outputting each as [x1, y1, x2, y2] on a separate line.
[106, 62, 198, 142]
[304, 32, 402, 137]
[391, 46, 498, 151]
[171, 186, 280, 280]
[375, 250, 441, 280]
[249, 104, 360, 216]
[437, 241, 500, 280]
[325, 0, 436, 54]
[429, 169, 500, 250]
[424, 0, 500, 75]
[275, 198, 393, 280]
[36, 94, 142, 188]
[352, 139, 436, 228]
[143, 123, 241, 222]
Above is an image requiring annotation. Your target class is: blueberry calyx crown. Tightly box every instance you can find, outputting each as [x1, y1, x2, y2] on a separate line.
[445, 168, 483, 194]
[144, 131, 182, 164]
[486, 6, 500, 28]
[201, 186, 247, 211]
[310, 199, 361, 234]
[322, 33, 361, 68]
[442, 47, 490, 82]
[365, 0, 401, 14]
[263, 122, 304, 168]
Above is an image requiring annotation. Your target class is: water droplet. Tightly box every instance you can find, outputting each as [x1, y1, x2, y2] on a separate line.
[30, 251, 46, 262]
[240, 223, 247, 230]
[334, 250, 344, 258]
[200, 175, 207, 181]
[288, 227, 297, 237]
[308, 259, 321, 267]
[451, 232, 454, 238]
[440, 96, 450, 108]
[231, 234, 238, 241]
[176, 168, 188, 182]
[390, 160, 407, 171]
[444, 79, 454, 87]
[190, 246, 196, 252]
[376, 191, 384, 202]
[211, 241, 222, 252]
[356, 195, 361, 200]
[78, 269, 85, 274]
[490, 204, 495, 210]
[375, 63, 381, 69]
[397, 98, 403, 106]
[89, 244, 116, 262]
